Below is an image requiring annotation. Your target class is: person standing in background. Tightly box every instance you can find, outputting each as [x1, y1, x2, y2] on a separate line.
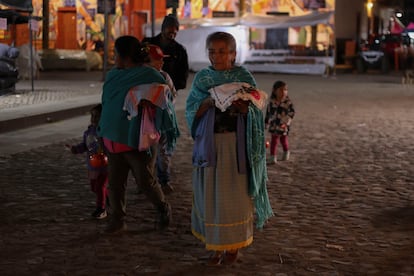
[143, 14, 189, 91]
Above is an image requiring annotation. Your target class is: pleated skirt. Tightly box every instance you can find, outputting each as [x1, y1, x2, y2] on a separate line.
[191, 132, 254, 251]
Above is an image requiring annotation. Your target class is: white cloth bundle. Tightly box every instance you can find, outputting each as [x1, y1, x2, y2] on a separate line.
[209, 82, 268, 112]
[123, 83, 170, 119]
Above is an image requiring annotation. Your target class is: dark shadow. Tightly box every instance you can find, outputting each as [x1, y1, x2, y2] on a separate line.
[370, 206, 414, 272]
[37, 70, 102, 81]
[371, 206, 414, 231]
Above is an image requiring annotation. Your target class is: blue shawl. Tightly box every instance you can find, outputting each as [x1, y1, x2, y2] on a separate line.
[98, 65, 179, 149]
[185, 66, 274, 229]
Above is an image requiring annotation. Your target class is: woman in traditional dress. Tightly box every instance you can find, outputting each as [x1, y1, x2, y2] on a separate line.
[98, 36, 178, 234]
[185, 31, 273, 266]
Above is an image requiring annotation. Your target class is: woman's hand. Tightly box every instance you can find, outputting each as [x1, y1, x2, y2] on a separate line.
[195, 97, 215, 118]
[65, 144, 76, 154]
[232, 99, 249, 114]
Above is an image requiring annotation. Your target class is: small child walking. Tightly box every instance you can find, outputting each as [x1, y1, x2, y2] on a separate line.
[265, 80, 295, 164]
[66, 104, 109, 219]
[146, 44, 177, 194]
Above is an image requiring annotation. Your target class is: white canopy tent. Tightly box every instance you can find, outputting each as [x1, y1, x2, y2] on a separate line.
[209, 11, 330, 28]
[159, 11, 334, 29]
[145, 11, 334, 74]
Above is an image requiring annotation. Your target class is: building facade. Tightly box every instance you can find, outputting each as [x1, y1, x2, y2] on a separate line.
[0, 0, 410, 68]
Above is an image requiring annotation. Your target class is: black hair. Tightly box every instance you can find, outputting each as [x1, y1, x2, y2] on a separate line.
[114, 35, 148, 64]
[140, 42, 152, 63]
[205, 32, 237, 52]
[90, 104, 102, 125]
[271, 81, 286, 99]
[272, 81, 286, 90]
[90, 104, 102, 114]
[161, 14, 180, 31]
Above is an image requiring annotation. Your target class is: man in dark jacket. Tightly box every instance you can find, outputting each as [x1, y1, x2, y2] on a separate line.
[143, 14, 189, 90]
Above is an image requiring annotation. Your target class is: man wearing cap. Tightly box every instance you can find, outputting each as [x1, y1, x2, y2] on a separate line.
[146, 44, 179, 194]
[143, 14, 189, 91]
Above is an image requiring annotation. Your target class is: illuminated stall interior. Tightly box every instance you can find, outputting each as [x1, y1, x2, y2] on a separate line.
[0, 0, 333, 51]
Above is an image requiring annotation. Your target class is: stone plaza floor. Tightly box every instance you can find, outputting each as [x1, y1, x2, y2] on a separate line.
[0, 71, 413, 275]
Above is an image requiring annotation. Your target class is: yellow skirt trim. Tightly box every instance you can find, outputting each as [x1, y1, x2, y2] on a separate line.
[204, 215, 253, 227]
[192, 228, 205, 243]
[191, 228, 253, 251]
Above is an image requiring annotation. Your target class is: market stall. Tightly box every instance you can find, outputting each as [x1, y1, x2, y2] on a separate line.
[145, 10, 334, 75]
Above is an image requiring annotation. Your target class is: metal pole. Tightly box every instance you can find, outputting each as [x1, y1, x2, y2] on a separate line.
[42, 0, 49, 49]
[239, 0, 245, 17]
[102, 0, 109, 81]
[151, 0, 155, 37]
[29, 17, 34, 92]
[172, 2, 177, 16]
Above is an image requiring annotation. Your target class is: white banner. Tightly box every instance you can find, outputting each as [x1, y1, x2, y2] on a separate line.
[0, 18, 7, 30]
[30, 19, 39, 31]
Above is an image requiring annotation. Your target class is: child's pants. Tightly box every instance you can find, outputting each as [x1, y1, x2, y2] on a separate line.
[270, 134, 288, 156]
[90, 172, 108, 209]
[156, 134, 172, 186]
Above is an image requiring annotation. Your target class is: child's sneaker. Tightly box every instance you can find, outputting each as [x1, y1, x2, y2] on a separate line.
[266, 156, 277, 164]
[281, 151, 290, 161]
[92, 208, 107, 219]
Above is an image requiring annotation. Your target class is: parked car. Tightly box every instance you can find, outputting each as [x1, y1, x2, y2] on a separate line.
[356, 40, 389, 73]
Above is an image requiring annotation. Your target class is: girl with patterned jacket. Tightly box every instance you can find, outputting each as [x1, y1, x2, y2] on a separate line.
[265, 80, 295, 164]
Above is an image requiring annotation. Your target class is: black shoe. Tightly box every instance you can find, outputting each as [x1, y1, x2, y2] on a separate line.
[155, 202, 171, 230]
[104, 220, 127, 234]
[161, 183, 174, 195]
[136, 187, 144, 194]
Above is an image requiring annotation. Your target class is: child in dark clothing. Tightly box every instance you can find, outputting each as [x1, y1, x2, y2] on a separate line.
[66, 104, 108, 219]
[265, 80, 295, 164]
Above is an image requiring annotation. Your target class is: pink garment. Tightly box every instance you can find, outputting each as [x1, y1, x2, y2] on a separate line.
[103, 138, 134, 153]
[89, 172, 108, 209]
[270, 134, 288, 156]
[139, 106, 160, 151]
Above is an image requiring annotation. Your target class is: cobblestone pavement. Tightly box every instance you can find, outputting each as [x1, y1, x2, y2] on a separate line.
[0, 71, 103, 133]
[0, 71, 103, 110]
[1, 72, 414, 275]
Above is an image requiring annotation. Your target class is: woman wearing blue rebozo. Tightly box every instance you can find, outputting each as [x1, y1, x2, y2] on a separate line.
[185, 31, 273, 266]
[98, 35, 179, 234]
